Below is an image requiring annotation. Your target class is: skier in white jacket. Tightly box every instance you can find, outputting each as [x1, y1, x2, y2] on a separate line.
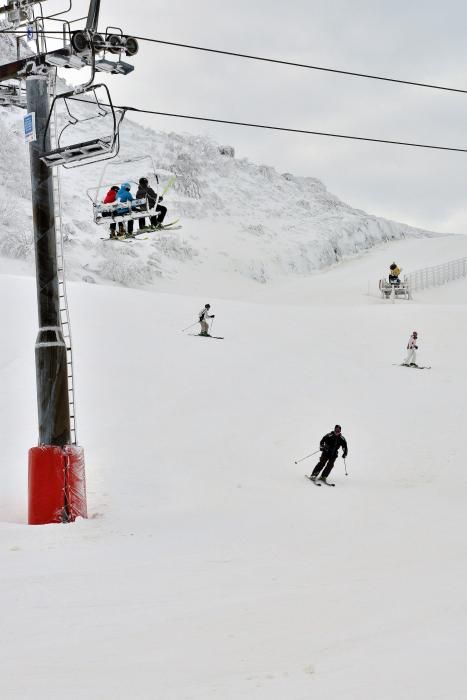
[403, 331, 418, 366]
[198, 304, 215, 336]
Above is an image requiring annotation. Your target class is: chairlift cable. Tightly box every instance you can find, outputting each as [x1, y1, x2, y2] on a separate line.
[67, 96, 467, 154]
[127, 35, 467, 97]
[109, 105, 467, 155]
[2, 28, 467, 98]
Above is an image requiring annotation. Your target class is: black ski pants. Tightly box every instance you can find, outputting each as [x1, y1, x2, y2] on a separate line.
[111, 219, 133, 234]
[311, 451, 337, 479]
[139, 204, 167, 229]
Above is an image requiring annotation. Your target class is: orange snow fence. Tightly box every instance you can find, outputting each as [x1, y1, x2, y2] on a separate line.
[28, 445, 87, 524]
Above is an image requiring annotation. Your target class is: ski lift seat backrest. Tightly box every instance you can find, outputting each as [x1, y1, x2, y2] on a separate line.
[94, 197, 150, 223]
[41, 136, 114, 168]
[95, 197, 146, 214]
[379, 278, 410, 299]
[95, 201, 120, 216]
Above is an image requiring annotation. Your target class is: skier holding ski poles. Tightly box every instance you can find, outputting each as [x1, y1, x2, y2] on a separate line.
[309, 425, 348, 485]
[198, 304, 215, 336]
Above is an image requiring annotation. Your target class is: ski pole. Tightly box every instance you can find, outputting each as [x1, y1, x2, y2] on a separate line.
[161, 175, 176, 197]
[210, 317, 215, 335]
[181, 321, 199, 332]
[294, 450, 319, 465]
[344, 458, 349, 476]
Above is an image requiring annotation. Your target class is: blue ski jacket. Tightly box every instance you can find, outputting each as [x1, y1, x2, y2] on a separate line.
[117, 183, 134, 203]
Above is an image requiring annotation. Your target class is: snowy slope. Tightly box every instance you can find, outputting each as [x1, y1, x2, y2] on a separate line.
[2, 33, 467, 700]
[1, 233, 467, 699]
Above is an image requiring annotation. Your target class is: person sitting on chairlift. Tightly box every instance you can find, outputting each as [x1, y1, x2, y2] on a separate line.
[104, 185, 119, 205]
[389, 262, 402, 285]
[103, 185, 120, 238]
[136, 177, 167, 231]
[116, 182, 135, 236]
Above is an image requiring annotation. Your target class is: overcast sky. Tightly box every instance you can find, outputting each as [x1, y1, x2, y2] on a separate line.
[46, 0, 467, 233]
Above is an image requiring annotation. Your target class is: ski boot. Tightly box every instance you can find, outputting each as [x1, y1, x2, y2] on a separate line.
[310, 474, 318, 482]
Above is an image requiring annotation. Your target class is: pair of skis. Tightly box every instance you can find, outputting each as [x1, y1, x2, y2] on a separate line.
[305, 475, 335, 487]
[101, 219, 181, 241]
[101, 235, 148, 242]
[155, 219, 182, 231]
[394, 363, 431, 370]
[188, 333, 224, 340]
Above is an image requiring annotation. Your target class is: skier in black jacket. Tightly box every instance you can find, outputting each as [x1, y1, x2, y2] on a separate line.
[136, 177, 167, 230]
[309, 425, 348, 483]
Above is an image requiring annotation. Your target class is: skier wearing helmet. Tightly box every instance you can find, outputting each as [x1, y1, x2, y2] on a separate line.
[402, 331, 419, 367]
[198, 304, 215, 336]
[309, 425, 348, 484]
[136, 176, 167, 231]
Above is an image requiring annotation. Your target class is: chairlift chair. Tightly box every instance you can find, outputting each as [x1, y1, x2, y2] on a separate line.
[86, 156, 175, 227]
[379, 278, 411, 300]
[40, 83, 124, 168]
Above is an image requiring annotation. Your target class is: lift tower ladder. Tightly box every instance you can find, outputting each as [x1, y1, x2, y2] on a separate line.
[48, 73, 77, 444]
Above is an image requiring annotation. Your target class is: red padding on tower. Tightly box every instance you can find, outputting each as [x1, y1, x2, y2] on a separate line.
[28, 445, 87, 524]
[64, 445, 87, 521]
[28, 446, 66, 524]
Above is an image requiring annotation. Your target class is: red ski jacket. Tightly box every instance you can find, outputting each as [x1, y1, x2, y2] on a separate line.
[104, 189, 117, 204]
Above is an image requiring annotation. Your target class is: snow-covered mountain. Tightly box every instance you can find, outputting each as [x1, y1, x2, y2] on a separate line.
[0, 33, 439, 296]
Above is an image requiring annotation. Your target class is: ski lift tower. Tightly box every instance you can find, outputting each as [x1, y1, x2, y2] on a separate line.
[0, 0, 139, 524]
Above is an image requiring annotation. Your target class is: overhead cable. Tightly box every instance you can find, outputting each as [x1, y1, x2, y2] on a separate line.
[1, 28, 467, 96]
[131, 36, 467, 96]
[112, 104, 467, 154]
